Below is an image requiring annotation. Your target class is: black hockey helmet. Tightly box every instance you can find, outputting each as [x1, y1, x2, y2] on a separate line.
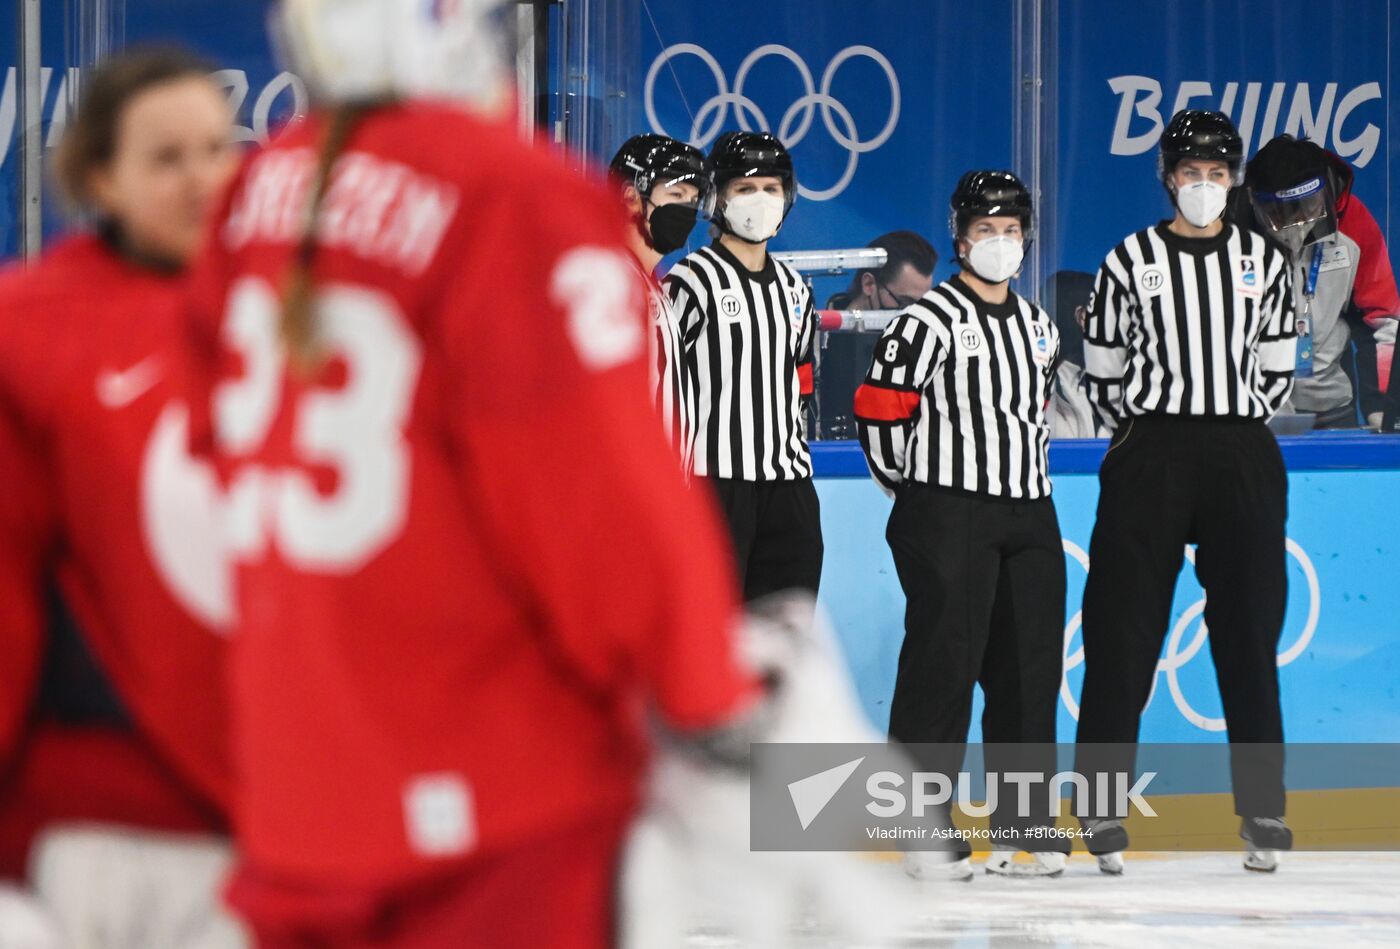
[1159, 110, 1243, 181]
[705, 131, 797, 217]
[608, 134, 709, 206]
[949, 170, 1034, 238]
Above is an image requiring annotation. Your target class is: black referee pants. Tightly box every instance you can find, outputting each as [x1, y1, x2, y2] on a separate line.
[1076, 415, 1288, 819]
[886, 484, 1068, 852]
[707, 477, 824, 601]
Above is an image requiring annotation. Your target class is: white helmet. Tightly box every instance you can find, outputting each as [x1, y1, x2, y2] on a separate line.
[273, 0, 510, 106]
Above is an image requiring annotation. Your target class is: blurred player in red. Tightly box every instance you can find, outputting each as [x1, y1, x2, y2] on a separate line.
[0, 48, 244, 946]
[185, 3, 766, 946]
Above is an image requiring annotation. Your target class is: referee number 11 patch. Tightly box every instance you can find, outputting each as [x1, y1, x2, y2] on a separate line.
[956, 324, 986, 358]
[1134, 263, 1167, 297]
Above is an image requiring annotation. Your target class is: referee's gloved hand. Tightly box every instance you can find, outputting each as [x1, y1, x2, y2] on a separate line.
[619, 594, 919, 948]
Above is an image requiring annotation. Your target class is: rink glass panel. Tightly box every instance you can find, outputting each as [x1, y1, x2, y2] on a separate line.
[1, 13, 16, 263]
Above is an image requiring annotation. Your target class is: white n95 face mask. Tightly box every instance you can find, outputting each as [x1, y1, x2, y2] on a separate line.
[723, 192, 787, 243]
[1175, 180, 1229, 228]
[964, 234, 1024, 284]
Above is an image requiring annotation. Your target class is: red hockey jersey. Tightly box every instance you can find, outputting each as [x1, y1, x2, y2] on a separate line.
[187, 103, 757, 889]
[0, 236, 231, 820]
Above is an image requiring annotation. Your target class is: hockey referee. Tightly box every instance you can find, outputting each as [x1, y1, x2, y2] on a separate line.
[855, 172, 1068, 879]
[1076, 111, 1297, 874]
[609, 134, 709, 468]
[664, 132, 822, 599]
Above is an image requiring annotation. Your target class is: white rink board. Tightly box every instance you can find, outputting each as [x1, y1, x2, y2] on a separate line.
[685, 852, 1400, 948]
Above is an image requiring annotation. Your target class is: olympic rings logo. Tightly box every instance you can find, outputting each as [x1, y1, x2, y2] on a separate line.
[644, 43, 901, 202]
[1059, 538, 1320, 732]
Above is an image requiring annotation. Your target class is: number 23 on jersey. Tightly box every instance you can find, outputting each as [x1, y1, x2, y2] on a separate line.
[215, 276, 423, 573]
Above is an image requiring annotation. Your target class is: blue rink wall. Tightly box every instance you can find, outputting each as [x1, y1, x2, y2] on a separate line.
[812, 436, 1400, 745]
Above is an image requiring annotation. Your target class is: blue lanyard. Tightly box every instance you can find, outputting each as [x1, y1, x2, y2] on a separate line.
[1296, 244, 1324, 378]
[1304, 243, 1324, 298]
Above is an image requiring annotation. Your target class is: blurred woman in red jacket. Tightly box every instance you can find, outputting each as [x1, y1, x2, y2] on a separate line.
[0, 48, 245, 948]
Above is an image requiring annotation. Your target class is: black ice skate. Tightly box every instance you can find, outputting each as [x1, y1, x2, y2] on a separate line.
[1083, 819, 1128, 875]
[1241, 817, 1293, 873]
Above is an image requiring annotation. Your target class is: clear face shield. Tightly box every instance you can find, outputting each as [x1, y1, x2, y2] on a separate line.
[653, 165, 707, 212]
[1251, 175, 1338, 259]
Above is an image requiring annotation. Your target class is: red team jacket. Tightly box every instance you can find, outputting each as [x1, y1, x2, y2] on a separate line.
[1338, 193, 1400, 388]
[186, 103, 757, 893]
[1334, 170, 1400, 336]
[0, 237, 231, 870]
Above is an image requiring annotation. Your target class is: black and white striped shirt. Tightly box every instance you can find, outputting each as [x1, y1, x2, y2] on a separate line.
[854, 276, 1060, 499]
[638, 265, 694, 470]
[665, 242, 815, 481]
[1083, 223, 1296, 427]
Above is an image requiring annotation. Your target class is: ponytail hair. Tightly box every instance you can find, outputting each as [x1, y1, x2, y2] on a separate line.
[281, 105, 367, 373]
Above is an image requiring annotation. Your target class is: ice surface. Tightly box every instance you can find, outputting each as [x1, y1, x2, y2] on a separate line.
[684, 852, 1400, 948]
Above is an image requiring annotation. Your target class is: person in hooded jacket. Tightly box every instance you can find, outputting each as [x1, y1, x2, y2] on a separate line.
[1237, 135, 1398, 430]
